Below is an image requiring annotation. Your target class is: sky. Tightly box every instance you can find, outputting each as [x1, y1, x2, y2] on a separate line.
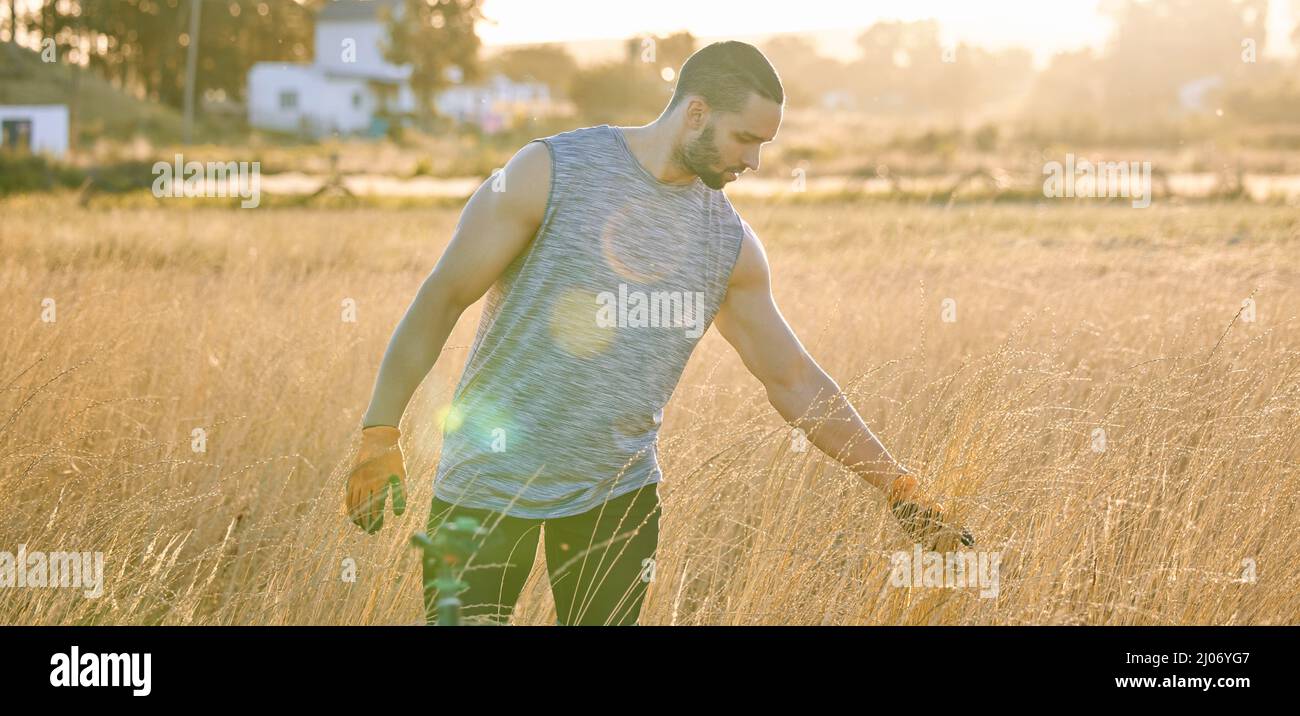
[6, 0, 1297, 66]
[476, 0, 1299, 66]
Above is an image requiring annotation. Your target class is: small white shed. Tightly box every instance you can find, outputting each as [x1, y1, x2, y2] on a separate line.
[0, 104, 70, 158]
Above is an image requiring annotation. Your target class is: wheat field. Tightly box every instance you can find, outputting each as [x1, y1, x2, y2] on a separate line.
[1, 193, 1297, 625]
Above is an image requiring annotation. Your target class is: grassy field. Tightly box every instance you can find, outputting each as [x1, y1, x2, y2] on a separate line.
[1, 194, 1297, 625]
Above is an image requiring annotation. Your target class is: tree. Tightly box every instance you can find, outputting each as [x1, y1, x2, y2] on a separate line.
[23, 0, 313, 108]
[569, 61, 666, 124]
[850, 20, 944, 113]
[385, 0, 485, 123]
[759, 34, 849, 109]
[846, 19, 1033, 120]
[1099, 0, 1268, 113]
[568, 32, 693, 124]
[7, 0, 18, 45]
[485, 43, 578, 98]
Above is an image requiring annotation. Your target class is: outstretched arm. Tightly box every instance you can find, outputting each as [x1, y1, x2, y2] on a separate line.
[713, 220, 909, 493]
[713, 220, 973, 549]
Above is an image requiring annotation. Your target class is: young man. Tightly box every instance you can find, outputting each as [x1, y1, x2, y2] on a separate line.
[345, 41, 973, 626]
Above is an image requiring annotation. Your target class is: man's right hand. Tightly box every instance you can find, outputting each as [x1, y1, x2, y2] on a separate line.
[345, 425, 408, 534]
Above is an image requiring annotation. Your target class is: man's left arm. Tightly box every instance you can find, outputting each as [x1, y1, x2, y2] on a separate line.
[712, 220, 907, 494]
[712, 221, 974, 549]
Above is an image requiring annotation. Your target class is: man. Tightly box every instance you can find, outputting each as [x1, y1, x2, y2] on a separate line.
[345, 41, 973, 626]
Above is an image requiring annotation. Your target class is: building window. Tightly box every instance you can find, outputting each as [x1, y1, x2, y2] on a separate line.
[279, 90, 298, 110]
[352, 91, 363, 109]
[1, 119, 33, 152]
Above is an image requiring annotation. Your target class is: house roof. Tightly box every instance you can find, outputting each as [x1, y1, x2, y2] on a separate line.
[318, 0, 403, 23]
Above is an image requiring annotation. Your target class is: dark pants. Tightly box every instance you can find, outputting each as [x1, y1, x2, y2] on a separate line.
[423, 483, 661, 626]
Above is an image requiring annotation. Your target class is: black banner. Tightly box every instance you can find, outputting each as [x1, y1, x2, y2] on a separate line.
[0, 626, 1288, 702]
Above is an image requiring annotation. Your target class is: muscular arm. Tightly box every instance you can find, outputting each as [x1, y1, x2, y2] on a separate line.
[360, 140, 552, 429]
[712, 220, 910, 494]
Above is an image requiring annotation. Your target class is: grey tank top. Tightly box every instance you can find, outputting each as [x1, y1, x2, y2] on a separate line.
[432, 123, 746, 518]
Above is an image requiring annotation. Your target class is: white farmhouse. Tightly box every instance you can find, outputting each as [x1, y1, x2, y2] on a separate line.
[436, 73, 554, 134]
[248, 0, 413, 136]
[247, 0, 556, 137]
[0, 104, 69, 158]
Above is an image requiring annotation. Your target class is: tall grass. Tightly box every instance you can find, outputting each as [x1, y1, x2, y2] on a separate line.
[1, 195, 1297, 624]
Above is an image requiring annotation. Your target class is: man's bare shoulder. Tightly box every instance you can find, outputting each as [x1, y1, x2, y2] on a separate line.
[485, 139, 553, 229]
[513, 138, 553, 182]
[728, 217, 771, 291]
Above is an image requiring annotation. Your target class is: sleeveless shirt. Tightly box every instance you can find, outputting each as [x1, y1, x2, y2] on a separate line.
[432, 123, 746, 518]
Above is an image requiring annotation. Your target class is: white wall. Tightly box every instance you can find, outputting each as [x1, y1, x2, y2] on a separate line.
[435, 75, 552, 122]
[248, 64, 319, 133]
[317, 75, 377, 133]
[315, 20, 411, 83]
[248, 10, 539, 135]
[247, 64, 375, 136]
[0, 105, 70, 158]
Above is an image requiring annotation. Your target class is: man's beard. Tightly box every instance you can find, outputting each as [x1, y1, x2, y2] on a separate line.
[674, 122, 733, 190]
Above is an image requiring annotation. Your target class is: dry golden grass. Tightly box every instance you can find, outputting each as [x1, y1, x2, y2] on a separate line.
[1, 194, 1297, 625]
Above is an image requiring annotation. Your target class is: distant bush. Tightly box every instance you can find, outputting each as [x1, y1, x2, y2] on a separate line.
[86, 160, 162, 194]
[0, 153, 160, 196]
[0, 153, 84, 194]
[569, 61, 670, 125]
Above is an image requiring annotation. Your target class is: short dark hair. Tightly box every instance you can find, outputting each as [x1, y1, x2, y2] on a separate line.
[666, 41, 784, 114]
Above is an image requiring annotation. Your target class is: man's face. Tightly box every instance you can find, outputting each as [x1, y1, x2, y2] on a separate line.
[675, 92, 782, 190]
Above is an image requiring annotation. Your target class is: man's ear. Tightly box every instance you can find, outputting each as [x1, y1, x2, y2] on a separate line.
[684, 96, 711, 130]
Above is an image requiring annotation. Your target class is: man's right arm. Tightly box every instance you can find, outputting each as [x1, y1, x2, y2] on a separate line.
[360, 140, 552, 428]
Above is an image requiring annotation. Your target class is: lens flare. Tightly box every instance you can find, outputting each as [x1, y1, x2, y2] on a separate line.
[549, 287, 615, 358]
[435, 403, 465, 433]
[599, 203, 684, 283]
